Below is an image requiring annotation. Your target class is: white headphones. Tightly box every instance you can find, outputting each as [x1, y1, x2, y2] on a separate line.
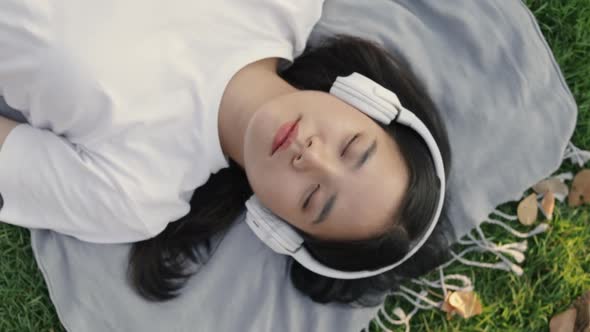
[244, 72, 446, 280]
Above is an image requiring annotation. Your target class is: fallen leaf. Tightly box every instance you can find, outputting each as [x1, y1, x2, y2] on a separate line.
[549, 307, 577, 332]
[568, 169, 590, 207]
[517, 193, 538, 226]
[441, 291, 483, 319]
[441, 293, 454, 319]
[532, 177, 569, 202]
[540, 191, 555, 220]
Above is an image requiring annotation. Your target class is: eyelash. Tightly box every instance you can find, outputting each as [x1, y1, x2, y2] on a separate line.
[341, 134, 359, 157]
[303, 184, 319, 210]
[303, 134, 359, 210]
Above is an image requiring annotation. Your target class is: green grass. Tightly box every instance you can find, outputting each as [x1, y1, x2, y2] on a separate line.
[0, 1, 588, 331]
[369, 0, 590, 331]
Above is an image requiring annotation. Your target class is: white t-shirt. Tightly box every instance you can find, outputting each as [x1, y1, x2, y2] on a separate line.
[0, 0, 325, 243]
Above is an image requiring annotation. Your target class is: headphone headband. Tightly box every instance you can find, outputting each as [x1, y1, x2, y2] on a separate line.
[244, 72, 446, 280]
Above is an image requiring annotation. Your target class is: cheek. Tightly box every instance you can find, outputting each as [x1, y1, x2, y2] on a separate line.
[243, 113, 270, 163]
[248, 167, 303, 223]
[312, 109, 361, 139]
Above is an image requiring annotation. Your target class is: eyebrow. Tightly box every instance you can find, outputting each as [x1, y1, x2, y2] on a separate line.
[312, 194, 336, 225]
[355, 139, 378, 170]
[311, 139, 378, 225]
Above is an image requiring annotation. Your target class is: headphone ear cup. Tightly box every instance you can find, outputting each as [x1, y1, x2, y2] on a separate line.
[244, 195, 304, 255]
[245, 209, 291, 255]
[329, 72, 399, 125]
[266, 237, 291, 255]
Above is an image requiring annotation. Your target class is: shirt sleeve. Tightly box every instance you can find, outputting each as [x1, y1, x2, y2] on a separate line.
[0, 0, 214, 243]
[0, 123, 176, 243]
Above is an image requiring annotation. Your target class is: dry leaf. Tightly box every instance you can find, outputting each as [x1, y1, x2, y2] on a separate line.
[540, 191, 555, 220]
[441, 292, 458, 320]
[549, 307, 577, 332]
[568, 169, 590, 207]
[441, 294, 454, 319]
[441, 291, 483, 319]
[532, 177, 569, 202]
[517, 193, 538, 226]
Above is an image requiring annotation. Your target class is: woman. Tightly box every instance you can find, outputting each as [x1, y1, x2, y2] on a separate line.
[129, 33, 453, 304]
[0, 0, 451, 305]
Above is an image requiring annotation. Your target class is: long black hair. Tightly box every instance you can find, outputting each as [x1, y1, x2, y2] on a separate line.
[127, 33, 454, 305]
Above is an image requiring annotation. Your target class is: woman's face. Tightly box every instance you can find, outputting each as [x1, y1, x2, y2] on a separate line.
[243, 90, 410, 241]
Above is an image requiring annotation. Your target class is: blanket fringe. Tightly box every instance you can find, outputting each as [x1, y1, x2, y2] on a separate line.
[365, 140, 589, 332]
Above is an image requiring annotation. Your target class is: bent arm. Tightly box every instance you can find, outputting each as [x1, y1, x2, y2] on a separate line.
[0, 2, 178, 243]
[0, 122, 161, 243]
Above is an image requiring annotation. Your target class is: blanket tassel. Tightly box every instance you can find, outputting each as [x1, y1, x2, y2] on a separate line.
[364, 140, 589, 332]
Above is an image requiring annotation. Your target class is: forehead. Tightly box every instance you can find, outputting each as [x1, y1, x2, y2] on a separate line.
[313, 129, 410, 240]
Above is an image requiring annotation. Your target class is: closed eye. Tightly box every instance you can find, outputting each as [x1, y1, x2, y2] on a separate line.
[341, 134, 359, 157]
[308, 137, 377, 225]
[303, 184, 320, 209]
[303, 134, 359, 210]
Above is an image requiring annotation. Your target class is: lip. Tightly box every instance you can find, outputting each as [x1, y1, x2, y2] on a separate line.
[271, 118, 300, 155]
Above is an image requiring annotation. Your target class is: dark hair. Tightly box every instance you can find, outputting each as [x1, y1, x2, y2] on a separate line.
[127, 34, 454, 305]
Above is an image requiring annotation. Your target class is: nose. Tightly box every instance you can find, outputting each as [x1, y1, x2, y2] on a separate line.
[292, 135, 336, 175]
